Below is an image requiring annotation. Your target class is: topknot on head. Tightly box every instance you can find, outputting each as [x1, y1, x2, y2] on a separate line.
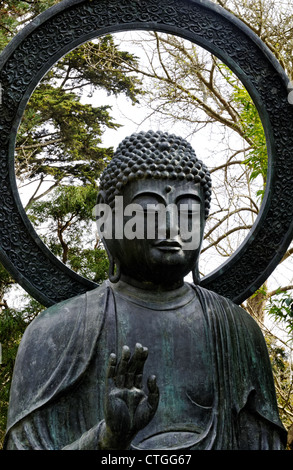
[99, 130, 212, 218]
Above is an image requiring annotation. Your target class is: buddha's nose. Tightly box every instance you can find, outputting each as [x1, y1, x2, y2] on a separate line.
[165, 207, 179, 239]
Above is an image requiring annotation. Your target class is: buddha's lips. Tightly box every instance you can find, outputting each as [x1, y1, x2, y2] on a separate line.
[154, 240, 182, 251]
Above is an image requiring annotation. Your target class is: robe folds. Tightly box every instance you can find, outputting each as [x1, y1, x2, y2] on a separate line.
[4, 281, 287, 450]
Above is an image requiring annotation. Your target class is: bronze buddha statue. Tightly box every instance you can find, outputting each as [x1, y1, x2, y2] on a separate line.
[4, 131, 287, 450]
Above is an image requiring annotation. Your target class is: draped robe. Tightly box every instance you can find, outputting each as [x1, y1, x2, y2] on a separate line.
[4, 280, 287, 450]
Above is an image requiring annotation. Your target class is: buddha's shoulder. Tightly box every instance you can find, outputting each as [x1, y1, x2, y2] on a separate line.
[23, 282, 108, 338]
[195, 284, 264, 335]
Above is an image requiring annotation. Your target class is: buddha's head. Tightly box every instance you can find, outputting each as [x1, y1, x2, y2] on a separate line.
[96, 130, 212, 290]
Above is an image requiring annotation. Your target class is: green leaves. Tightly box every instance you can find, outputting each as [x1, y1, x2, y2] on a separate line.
[218, 63, 267, 187]
[0, 1, 58, 50]
[17, 82, 115, 183]
[63, 37, 141, 103]
[266, 291, 293, 335]
[27, 184, 109, 281]
[15, 36, 142, 187]
[232, 85, 267, 185]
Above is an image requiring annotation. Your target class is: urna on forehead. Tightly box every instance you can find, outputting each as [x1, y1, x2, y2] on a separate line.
[99, 130, 212, 218]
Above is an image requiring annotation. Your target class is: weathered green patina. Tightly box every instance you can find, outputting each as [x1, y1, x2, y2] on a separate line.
[4, 132, 287, 450]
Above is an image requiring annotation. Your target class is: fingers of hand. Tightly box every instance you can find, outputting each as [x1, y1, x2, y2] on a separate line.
[106, 353, 117, 381]
[125, 343, 148, 389]
[147, 375, 160, 410]
[115, 345, 131, 387]
[109, 343, 149, 389]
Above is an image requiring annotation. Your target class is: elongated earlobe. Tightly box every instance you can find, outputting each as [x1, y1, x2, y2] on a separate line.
[103, 238, 121, 283]
[108, 255, 121, 283]
[192, 263, 200, 285]
[97, 191, 121, 283]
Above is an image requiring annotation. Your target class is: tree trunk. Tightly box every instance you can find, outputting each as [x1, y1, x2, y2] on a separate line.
[245, 282, 268, 324]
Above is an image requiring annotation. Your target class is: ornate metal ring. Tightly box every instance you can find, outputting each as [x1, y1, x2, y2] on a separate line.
[0, 0, 292, 306]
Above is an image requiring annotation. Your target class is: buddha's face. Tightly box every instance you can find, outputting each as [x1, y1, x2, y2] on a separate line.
[100, 178, 205, 288]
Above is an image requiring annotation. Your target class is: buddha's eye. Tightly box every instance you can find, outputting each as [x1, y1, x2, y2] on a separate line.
[178, 198, 200, 216]
[133, 205, 166, 216]
[132, 195, 164, 213]
[179, 205, 200, 215]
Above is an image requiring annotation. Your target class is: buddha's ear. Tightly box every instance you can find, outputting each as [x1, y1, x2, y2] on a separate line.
[192, 262, 200, 285]
[104, 241, 121, 284]
[95, 190, 121, 283]
[95, 190, 107, 227]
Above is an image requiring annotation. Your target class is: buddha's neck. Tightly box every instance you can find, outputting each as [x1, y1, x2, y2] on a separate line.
[120, 273, 184, 292]
[111, 277, 195, 311]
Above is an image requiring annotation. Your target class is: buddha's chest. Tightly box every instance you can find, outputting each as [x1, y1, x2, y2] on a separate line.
[115, 295, 214, 429]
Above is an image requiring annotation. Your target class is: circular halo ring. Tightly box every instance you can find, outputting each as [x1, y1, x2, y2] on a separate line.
[0, 0, 292, 306]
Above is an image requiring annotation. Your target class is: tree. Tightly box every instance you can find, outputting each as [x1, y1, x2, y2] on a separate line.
[17, 35, 141, 202]
[0, 1, 59, 50]
[27, 185, 109, 281]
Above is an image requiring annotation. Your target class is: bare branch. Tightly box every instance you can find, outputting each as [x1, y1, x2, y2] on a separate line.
[204, 207, 258, 239]
[281, 246, 293, 263]
[267, 285, 293, 299]
[15, 138, 63, 151]
[25, 180, 62, 210]
[202, 224, 253, 252]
